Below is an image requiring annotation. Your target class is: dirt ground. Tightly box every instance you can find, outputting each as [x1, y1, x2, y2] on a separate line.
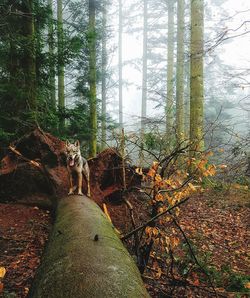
[0, 204, 52, 297]
[0, 188, 249, 297]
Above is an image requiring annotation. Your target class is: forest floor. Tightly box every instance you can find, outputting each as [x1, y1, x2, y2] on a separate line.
[142, 187, 250, 297]
[0, 187, 249, 298]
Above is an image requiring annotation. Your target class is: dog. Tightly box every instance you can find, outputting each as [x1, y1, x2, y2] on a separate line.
[65, 140, 90, 197]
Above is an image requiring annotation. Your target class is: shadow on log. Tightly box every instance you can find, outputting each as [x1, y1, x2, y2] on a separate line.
[28, 195, 149, 298]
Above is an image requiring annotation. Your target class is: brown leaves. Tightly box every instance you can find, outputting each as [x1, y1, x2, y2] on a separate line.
[0, 267, 6, 278]
[0, 203, 51, 297]
[0, 267, 6, 294]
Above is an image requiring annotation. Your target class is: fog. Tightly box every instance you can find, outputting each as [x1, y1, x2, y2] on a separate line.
[102, 0, 250, 139]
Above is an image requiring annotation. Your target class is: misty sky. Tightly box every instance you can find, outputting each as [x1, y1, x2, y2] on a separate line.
[108, 0, 250, 130]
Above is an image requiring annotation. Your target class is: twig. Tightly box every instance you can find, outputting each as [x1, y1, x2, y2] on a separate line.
[121, 197, 190, 240]
[172, 217, 218, 298]
[0, 236, 30, 243]
[9, 146, 41, 169]
[124, 199, 136, 229]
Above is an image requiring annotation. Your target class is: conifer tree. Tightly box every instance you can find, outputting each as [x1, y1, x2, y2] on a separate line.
[57, 0, 65, 132]
[176, 0, 185, 143]
[88, 0, 97, 157]
[190, 0, 204, 153]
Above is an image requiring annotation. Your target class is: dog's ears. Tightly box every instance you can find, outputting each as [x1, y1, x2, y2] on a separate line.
[65, 140, 70, 148]
[74, 140, 80, 148]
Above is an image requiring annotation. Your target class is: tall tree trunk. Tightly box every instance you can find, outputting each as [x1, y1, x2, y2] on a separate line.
[22, 0, 37, 112]
[176, 0, 185, 144]
[166, 0, 175, 135]
[57, 0, 65, 131]
[141, 0, 148, 132]
[88, 0, 97, 157]
[118, 0, 123, 127]
[48, 0, 56, 108]
[101, 2, 107, 150]
[190, 0, 204, 153]
[184, 55, 190, 140]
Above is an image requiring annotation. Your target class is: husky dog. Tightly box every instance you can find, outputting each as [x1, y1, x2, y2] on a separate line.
[65, 140, 90, 197]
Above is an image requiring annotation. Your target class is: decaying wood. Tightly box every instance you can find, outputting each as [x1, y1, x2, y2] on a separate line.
[0, 129, 140, 206]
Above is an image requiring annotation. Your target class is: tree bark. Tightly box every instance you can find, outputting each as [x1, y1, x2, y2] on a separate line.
[166, 0, 175, 136]
[118, 0, 123, 127]
[29, 195, 149, 298]
[22, 0, 37, 112]
[176, 0, 185, 144]
[190, 0, 204, 154]
[57, 0, 65, 132]
[141, 0, 148, 132]
[88, 0, 97, 157]
[48, 0, 56, 108]
[101, 2, 107, 150]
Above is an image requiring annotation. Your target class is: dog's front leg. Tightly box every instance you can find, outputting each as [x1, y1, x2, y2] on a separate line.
[86, 169, 90, 197]
[68, 170, 74, 195]
[77, 171, 83, 195]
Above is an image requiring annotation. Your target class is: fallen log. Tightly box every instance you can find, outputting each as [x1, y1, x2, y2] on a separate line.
[28, 195, 149, 298]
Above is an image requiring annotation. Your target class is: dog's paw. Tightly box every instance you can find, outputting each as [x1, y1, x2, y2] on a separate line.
[77, 191, 83, 196]
[68, 191, 74, 195]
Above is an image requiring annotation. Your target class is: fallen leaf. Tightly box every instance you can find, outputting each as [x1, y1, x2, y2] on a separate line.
[0, 267, 6, 278]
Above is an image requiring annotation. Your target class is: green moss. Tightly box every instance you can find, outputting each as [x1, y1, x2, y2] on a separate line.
[29, 195, 149, 298]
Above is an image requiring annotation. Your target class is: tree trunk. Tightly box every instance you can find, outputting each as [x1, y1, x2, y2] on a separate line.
[57, 0, 65, 132]
[88, 0, 97, 157]
[118, 0, 123, 127]
[176, 0, 185, 144]
[28, 196, 149, 298]
[184, 57, 190, 140]
[141, 0, 148, 132]
[48, 0, 56, 108]
[166, 0, 175, 136]
[101, 2, 107, 150]
[22, 0, 37, 112]
[190, 0, 204, 154]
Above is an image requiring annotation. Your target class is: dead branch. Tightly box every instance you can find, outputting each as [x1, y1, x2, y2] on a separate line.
[121, 196, 190, 241]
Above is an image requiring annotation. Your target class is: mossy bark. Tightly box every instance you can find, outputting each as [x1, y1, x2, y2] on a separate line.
[29, 195, 149, 298]
[190, 0, 204, 154]
[166, 0, 175, 136]
[118, 0, 123, 127]
[141, 0, 148, 131]
[57, 0, 65, 132]
[88, 0, 97, 157]
[22, 0, 37, 112]
[48, 0, 56, 108]
[101, 3, 107, 150]
[176, 0, 185, 144]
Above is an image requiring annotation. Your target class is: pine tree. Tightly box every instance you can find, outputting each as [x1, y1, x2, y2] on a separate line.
[118, 0, 123, 127]
[176, 0, 185, 143]
[88, 0, 97, 157]
[57, 0, 65, 132]
[48, 0, 56, 108]
[101, 1, 108, 149]
[141, 0, 148, 132]
[166, 0, 175, 135]
[190, 0, 204, 153]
